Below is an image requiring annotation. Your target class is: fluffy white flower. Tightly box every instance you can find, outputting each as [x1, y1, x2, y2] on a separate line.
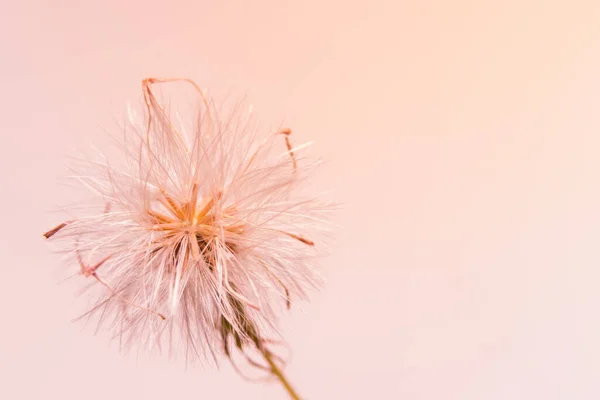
[44, 78, 330, 369]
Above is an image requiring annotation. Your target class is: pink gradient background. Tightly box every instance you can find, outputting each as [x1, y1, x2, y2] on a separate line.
[3, 0, 600, 398]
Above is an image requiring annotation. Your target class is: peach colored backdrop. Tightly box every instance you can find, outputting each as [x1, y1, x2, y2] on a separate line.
[3, 0, 600, 399]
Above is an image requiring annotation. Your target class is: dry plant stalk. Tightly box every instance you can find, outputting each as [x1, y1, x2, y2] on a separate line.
[43, 77, 331, 399]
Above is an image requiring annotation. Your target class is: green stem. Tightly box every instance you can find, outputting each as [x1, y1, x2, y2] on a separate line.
[261, 348, 301, 400]
[221, 285, 302, 399]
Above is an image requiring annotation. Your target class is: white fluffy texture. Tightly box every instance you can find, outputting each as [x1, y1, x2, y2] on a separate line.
[47, 81, 329, 363]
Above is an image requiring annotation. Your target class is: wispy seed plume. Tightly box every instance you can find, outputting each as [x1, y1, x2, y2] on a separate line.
[43, 77, 333, 399]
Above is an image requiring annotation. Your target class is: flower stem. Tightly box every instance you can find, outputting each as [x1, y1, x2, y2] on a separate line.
[261, 348, 301, 400]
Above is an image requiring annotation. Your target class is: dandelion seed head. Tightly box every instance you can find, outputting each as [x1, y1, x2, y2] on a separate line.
[44, 78, 332, 364]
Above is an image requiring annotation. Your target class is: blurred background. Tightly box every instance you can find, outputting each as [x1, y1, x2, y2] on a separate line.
[3, 1, 600, 399]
